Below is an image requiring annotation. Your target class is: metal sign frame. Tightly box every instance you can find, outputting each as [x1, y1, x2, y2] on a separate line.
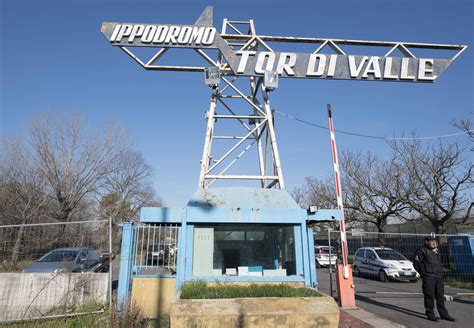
[101, 6, 466, 189]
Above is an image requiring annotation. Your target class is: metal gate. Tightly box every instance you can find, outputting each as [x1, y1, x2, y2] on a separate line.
[117, 222, 180, 306]
[131, 224, 179, 276]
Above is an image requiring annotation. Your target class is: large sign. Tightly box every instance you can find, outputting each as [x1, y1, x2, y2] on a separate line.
[101, 7, 463, 82]
[102, 23, 219, 48]
[228, 52, 447, 81]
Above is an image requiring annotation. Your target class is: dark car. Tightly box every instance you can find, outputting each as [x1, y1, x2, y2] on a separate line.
[22, 247, 104, 273]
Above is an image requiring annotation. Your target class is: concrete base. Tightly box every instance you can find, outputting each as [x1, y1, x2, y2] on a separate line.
[131, 277, 176, 318]
[170, 296, 340, 327]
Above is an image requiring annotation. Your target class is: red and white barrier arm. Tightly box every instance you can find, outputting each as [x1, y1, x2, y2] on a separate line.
[327, 104, 350, 279]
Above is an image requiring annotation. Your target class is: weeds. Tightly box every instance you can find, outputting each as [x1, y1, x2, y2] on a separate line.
[109, 301, 143, 328]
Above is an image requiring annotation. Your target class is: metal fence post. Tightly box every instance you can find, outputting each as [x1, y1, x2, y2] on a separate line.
[117, 222, 135, 308]
[328, 228, 333, 298]
[108, 216, 113, 311]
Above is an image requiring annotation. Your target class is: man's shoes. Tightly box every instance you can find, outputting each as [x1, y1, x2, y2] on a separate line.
[441, 315, 456, 322]
[427, 315, 439, 322]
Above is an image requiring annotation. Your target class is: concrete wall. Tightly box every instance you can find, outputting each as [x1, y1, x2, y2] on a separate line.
[131, 277, 176, 318]
[171, 296, 340, 327]
[0, 272, 108, 321]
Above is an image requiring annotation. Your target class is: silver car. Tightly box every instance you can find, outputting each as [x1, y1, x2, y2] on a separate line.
[22, 247, 101, 273]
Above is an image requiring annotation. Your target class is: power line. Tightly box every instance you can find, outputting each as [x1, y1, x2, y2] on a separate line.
[274, 110, 473, 141]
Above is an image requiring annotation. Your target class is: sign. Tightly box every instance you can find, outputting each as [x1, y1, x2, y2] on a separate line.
[101, 6, 463, 83]
[102, 23, 218, 48]
[226, 51, 449, 81]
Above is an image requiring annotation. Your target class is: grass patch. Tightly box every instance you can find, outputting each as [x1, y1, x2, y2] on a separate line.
[1, 300, 145, 328]
[445, 276, 474, 290]
[0, 312, 109, 328]
[180, 282, 322, 299]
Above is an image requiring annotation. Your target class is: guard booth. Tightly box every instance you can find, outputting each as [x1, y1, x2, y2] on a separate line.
[117, 187, 341, 316]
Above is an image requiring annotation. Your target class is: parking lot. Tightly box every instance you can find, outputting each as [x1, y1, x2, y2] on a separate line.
[317, 267, 474, 327]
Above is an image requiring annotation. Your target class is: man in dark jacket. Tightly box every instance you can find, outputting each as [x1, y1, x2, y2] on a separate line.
[413, 236, 456, 322]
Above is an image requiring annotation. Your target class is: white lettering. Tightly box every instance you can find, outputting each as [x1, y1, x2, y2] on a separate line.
[128, 25, 145, 43]
[362, 57, 381, 79]
[306, 54, 327, 76]
[109, 24, 122, 42]
[141, 25, 157, 43]
[116, 24, 133, 42]
[255, 52, 276, 74]
[400, 58, 415, 80]
[348, 56, 368, 78]
[327, 55, 337, 77]
[237, 51, 256, 74]
[165, 26, 180, 44]
[189, 27, 205, 44]
[153, 26, 169, 43]
[418, 58, 436, 81]
[383, 57, 398, 79]
[177, 26, 193, 44]
[202, 28, 216, 45]
[276, 53, 297, 76]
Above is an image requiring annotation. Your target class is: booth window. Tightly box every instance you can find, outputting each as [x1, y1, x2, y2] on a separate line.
[192, 224, 296, 277]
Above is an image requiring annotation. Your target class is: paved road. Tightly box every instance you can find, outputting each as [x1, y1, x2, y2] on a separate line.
[317, 268, 474, 328]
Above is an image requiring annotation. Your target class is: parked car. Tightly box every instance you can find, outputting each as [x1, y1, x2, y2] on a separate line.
[315, 246, 337, 268]
[353, 247, 420, 282]
[22, 247, 104, 273]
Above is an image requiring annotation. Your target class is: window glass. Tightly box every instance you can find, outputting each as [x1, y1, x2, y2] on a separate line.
[192, 224, 296, 277]
[355, 249, 364, 258]
[365, 250, 375, 259]
[39, 251, 78, 262]
[376, 249, 406, 260]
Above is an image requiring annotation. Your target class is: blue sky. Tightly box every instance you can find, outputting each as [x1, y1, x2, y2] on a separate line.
[1, 0, 472, 207]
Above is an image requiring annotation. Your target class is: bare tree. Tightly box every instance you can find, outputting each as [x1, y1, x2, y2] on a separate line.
[27, 111, 128, 224]
[342, 151, 410, 245]
[390, 140, 473, 234]
[99, 150, 162, 223]
[452, 118, 473, 150]
[0, 138, 50, 268]
[292, 176, 357, 232]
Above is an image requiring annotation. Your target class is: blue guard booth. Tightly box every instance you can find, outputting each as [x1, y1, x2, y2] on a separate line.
[117, 187, 342, 306]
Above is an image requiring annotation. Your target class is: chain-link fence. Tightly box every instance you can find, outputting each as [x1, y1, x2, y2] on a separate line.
[315, 230, 474, 298]
[0, 220, 113, 323]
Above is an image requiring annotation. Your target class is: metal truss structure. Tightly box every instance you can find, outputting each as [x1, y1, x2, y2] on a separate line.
[196, 19, 285, 189]
[103, 7, 466, 189]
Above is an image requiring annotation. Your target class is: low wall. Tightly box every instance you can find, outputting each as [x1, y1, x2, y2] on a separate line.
[0, 272, 108, 321]
[131, 277, 176, 318]
[171, 296, 340, 327]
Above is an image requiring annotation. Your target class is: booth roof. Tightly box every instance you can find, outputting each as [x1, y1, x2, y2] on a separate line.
[186, 187, 300, 209]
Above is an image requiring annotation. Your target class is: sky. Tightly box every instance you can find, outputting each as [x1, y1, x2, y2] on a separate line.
[1, 0, 473, 207]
